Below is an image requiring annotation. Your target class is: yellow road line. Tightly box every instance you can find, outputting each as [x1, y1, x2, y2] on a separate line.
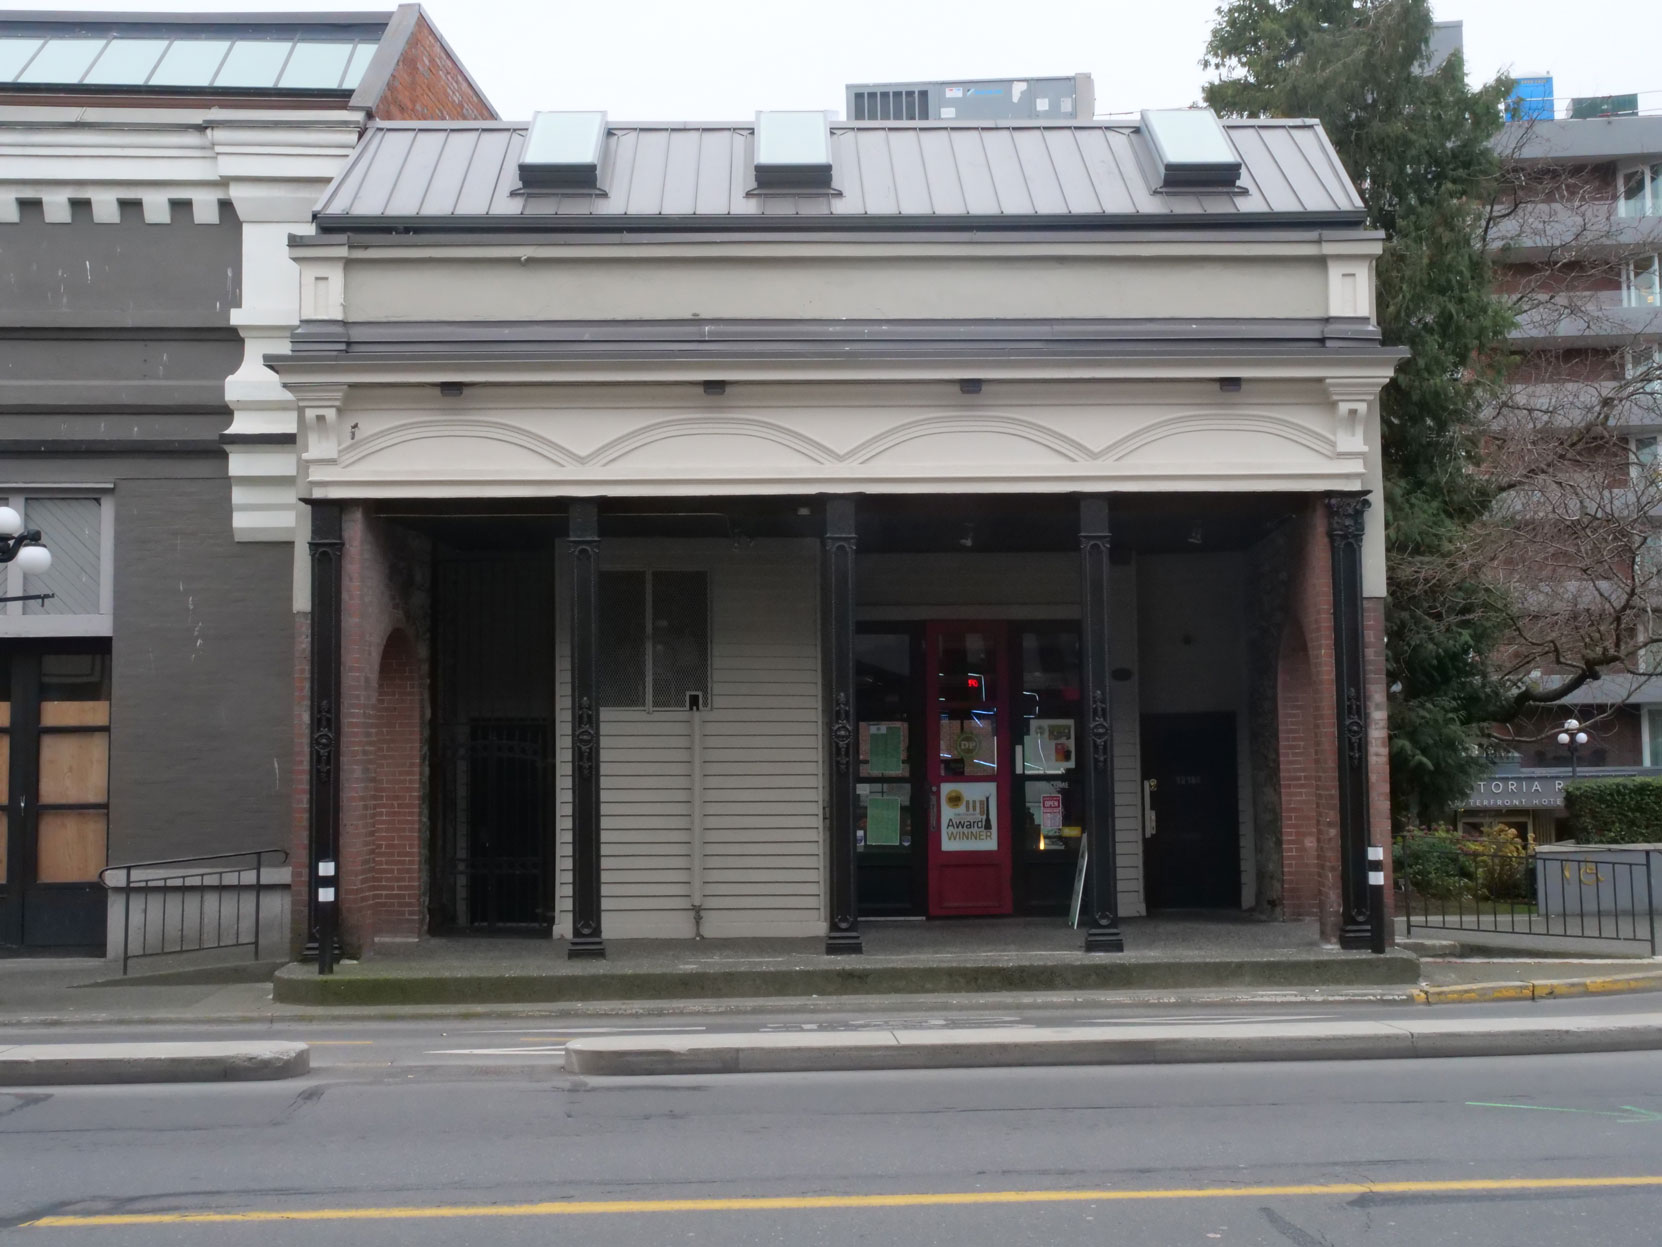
[27, 1174, 1662, 1228]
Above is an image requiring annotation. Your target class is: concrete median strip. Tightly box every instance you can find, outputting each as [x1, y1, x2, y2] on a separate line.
[0, 1041, 309, 1086]
[563, 1013, 1662, 1076]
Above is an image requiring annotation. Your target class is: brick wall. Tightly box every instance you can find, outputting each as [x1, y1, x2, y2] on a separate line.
[373, 15, 495, 122]
[1276, 497, 1393, 941]
[291, 506, 429, 958]
[1278, 499, 1338, 933]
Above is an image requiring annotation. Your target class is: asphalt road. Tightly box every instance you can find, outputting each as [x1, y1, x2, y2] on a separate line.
[4, 997, 1662, 1244]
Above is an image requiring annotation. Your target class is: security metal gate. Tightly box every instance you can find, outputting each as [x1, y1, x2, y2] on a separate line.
[430, 553, 556, 933]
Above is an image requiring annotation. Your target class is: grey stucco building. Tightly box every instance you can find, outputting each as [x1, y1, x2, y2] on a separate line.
[0, 7, 493, 951]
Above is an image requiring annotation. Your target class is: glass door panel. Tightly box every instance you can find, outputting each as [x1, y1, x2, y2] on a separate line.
[33, 654, 110, 886]
[856, 630, 923, 916]
[1015, 627, 1084, 914]
[926, 623, 1011, 915]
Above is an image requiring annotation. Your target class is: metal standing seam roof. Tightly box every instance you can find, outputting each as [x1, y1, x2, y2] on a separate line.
[314, 118, 1367, 224]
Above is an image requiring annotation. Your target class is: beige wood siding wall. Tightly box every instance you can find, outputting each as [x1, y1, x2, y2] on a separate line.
[855, 552, 1145, 917]
[557, 539, 823, 939]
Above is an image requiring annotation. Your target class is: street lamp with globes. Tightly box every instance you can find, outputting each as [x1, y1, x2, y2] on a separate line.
[0, 505, 54, 604]
[1557, 718, 1589, 780]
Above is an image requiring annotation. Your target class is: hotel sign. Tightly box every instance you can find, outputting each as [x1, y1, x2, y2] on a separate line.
[1464, 777, 1567, 810]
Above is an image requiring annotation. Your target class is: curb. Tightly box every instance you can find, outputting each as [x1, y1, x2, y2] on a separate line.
[1415, 972, 1662, 1005]
[0, 1041, 309, 1086]
[271, 952, 1422, 1007]
[563, 1013, 1662, 1076]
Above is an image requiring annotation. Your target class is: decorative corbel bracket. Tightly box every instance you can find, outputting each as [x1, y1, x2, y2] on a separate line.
[1325, 379, 1381, 458]
[291, 384, 348, 464]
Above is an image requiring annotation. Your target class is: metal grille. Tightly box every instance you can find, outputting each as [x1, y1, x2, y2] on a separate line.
[853, 89, 929, 121]
[435, 720, 552, 929]
[598, 570, 646, 708]
[431, 554, 556, 932]
[651, 570, 709, 709]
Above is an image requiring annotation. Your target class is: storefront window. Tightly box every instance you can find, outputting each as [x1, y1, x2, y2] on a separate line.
[1016, 629, 1082, 852]
[857, 632, 914, 854]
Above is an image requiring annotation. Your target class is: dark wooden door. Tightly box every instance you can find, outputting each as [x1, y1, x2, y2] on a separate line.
[0, 644, 111, 951]
[1142, 713, 1239, 910]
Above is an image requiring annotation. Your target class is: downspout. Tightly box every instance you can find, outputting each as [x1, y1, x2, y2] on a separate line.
[690, 693, 705, 936]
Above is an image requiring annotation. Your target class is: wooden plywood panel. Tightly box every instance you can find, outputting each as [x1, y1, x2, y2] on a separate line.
[39, 731, 109, 805]
[40, 700, 109, 727]
[36, 810, 106, 882]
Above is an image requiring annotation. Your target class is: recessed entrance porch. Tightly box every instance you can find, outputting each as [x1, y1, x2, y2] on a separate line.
[298, 488, 1382, 961]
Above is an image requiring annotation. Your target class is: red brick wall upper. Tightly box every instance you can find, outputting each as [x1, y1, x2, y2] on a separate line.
[372, 15, 495, 122]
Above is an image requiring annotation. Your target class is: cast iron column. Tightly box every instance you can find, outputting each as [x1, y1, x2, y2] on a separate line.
[1327, 492, 1375, 950]
[567, 500, 606, 959]
[1079, 496, 1124, 952]
[306, 501, 343, 972]
[823, 496, 862, 954]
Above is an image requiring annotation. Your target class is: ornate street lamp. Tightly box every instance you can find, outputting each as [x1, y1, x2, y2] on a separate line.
[1556, 718, 1590, 780]
[0, 505, 53, 604]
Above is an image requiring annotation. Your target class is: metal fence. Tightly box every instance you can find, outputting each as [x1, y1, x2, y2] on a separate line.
[1400, 842, 1657, 955]
[98, 848, 288, 975]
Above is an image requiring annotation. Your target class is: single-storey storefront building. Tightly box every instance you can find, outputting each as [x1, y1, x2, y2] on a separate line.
[270, 109, 1401, 956]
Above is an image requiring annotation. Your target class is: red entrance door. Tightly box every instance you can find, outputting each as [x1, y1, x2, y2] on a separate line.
[926, 622, 1013, 916]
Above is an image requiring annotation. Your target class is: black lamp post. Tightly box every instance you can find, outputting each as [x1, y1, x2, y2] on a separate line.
[1557, 718, 1589, 780]
[0, 505, 53, 604]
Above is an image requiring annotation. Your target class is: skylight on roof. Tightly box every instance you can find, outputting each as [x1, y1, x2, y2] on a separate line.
[1140, 108, 1243, 190]
[519, 111, 607, 190]
[16, 37, 103, 84]
[0, 31, 377, 91]
[754, 111, 833, 189]
[151, 40, 231, 87]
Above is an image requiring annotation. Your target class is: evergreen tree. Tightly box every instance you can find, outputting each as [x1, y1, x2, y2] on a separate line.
[1203, 0, 1516, 822]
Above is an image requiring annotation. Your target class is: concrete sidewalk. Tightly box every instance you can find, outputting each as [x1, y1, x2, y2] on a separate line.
[564, 1011, 1662, 1076]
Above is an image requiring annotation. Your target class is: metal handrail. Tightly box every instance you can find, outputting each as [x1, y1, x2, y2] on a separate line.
[98, 848, 289, 975]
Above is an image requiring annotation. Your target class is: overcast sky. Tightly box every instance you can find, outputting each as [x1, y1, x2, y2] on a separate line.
[4, 0, 1656, 121]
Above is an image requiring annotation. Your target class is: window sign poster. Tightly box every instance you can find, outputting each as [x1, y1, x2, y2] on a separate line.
[1025, 719, 1075, 773]
[863, 722, 907, 776]
[940, 782, 998, 851]
[1041, 792, 1063, 831]
[866, 796, 902, 846]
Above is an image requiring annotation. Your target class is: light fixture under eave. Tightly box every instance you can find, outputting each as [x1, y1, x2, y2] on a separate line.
[439, 381, 464, 397]
[959, 378, 983, 394]
[703, 380, 727, 396]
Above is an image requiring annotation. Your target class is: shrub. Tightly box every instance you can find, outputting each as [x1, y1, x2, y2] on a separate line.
[1564, 778, 1662, 845]
[1395, 825, 1468, 898]
[1463, 823, 1531, 901]
[1394, 823, 1532, 901]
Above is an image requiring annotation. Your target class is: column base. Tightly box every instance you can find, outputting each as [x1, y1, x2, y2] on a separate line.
[825, 930, 864, 955]
[1339, 921, 1373, 951]
[567, 936, 607, 960]
[1084, 925, 1124, 953]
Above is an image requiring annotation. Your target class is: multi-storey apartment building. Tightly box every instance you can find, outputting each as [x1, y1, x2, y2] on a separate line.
[1462, 98, 1662, 838]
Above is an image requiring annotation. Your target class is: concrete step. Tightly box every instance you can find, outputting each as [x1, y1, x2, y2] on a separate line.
[564, 1012, 1662, 1076]
[272, 949, 1422, 1007]
[0, 1041, 309, 1086]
